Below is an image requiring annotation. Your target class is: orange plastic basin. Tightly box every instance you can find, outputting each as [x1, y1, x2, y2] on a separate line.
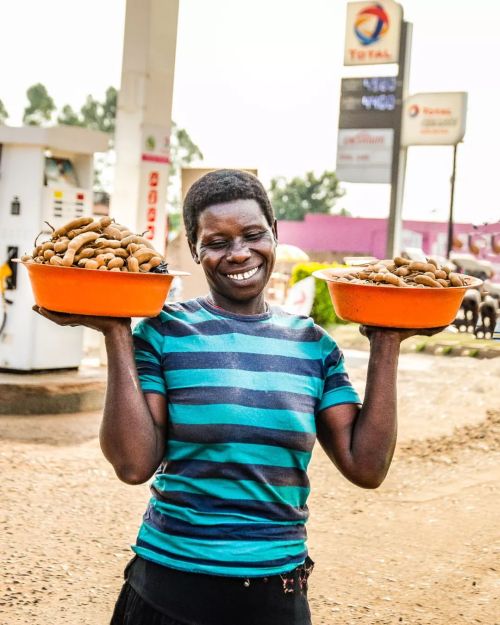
[313, 268, 482, 328]
[22, 262, 189, 317]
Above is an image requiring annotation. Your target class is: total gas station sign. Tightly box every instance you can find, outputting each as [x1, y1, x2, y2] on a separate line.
[344, 1, 403, 65]
[401, 92, 468, 146]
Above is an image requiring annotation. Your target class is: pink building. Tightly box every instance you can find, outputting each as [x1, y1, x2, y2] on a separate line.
[277, 214, 500, 268]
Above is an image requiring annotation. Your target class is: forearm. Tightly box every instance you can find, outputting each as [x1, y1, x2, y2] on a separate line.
[349, 332, 400, 486]
[99, 324, 164, 484]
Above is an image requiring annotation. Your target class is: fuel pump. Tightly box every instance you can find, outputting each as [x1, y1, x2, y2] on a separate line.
[0, 125, 108, 371]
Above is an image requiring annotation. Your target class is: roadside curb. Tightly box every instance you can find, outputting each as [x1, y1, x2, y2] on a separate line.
[0, 366, 106, 415]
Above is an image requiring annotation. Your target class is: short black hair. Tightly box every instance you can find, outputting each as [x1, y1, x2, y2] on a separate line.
[183, 169, 275, 244]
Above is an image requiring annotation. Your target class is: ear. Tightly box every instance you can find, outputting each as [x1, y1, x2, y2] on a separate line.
[189, 240, 200, 264]
[272, 219, 278, 243]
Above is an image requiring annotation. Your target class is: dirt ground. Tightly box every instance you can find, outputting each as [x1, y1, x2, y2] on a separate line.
[1, 350, 499, 625]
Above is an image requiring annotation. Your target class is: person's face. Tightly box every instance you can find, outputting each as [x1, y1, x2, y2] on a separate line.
[189, 199, 277, 314]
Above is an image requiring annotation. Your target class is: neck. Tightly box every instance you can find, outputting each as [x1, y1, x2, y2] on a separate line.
[207, 292, 267, 316]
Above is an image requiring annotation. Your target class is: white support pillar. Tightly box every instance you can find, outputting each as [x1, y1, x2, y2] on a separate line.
[111, 0, 179, 255]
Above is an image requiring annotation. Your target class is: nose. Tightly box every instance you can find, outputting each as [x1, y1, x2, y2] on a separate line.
[226, 238, 251, 263]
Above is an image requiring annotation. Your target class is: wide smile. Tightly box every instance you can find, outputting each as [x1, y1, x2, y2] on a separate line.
[225, 265, 262, 282]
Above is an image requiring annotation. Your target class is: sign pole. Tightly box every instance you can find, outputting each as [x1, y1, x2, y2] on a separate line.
[446, 143, 458, 259]
[385, 21, 412, 258]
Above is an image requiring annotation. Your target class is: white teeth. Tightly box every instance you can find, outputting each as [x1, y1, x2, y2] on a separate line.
[227, 266, 259, 281]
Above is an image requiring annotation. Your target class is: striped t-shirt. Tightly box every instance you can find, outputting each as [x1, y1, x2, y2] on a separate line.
[131, 297, 360, 577]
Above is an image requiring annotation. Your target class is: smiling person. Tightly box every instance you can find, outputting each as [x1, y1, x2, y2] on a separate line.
[35, 169, 440, 625]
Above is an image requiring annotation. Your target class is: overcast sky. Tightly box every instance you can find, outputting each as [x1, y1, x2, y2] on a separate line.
[1, 0, 499, 226]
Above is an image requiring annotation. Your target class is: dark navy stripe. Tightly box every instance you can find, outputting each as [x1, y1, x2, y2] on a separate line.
[323, 372, 351, 393]
[133, 336, 161, 360]
[158, 459, 309, 488]
[136, 361, 163, 378]
[144, 504, 306, 541]
[168, 387, 317, 413]
[324, 347, 342, 370]
[136, 538, 306, 569]
[151, 488, 308, 523]
[169, 423, 315, 452]
[161, 351, 323, 378]
[148, 318, 319, 342]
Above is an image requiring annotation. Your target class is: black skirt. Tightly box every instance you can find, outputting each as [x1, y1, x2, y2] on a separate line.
[110, 555, 314, 625]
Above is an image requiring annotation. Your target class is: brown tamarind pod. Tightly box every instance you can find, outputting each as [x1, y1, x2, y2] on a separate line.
[127, 256, 140, 272]
[95, 237, 121, 248]
[33, 245, 43, 257]
[49, 255, 64, 266]
[52, 217, 94, 239]
[395, 266, 410, 277]
[126, 243, 141, 254]
[133, 248, 160, 264]
[110, 247, 128, 259]
[67, 231, 100, 252]
[394, 256, 411, 266]
[68, 227, 85, 239]
[107, 257, 124, 269]
[53, 238, 69, 253]
[41, 241, 54, 252]
[62, 249, 76, 267]
[424, 271, 437, 278]
[149, 257, 162, 268]
[110, 267, 122, 272]
[414, 275, 443, 288]
[139, 262, 152, 272]
[408, 261, 436, 273]
[84, 259, 99, 270]
[373, 272, 402, 286]
[77, 216, 112, 236]
[434, 269, 447, 280]
[75, 248, 96, 262]
[98, 265, 108, 271]
[21, 254, 33, 262]
[102, 225, 124, 240]
[426, 257, 440, 268]
[78, 258, 89, 267]
[437, 278, 450, 287]
[120, 234, 155, 250]
[448, 272, 464, 287]
[43, 249, 55, 260]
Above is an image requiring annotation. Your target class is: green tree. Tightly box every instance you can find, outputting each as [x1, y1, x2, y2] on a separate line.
[57, 87, 203, 208]
[0, 99, 8, 124]
[23, 83, 56, 126]
[58, 87, 117, 133]
[268, 170, 346, 221]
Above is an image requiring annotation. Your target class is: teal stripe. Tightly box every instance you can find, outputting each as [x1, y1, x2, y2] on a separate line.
[133, 320, 164, 353]
[137, 522, 305, 563]
[265, 314, 318, 331]
[167, 440, 311, 470]
[166, 368, 322, 396]
[163, 306, 215, 325]
[162, 333, 322, 359]
[318, 385, 361, 411]
[150, 496, 295, 526]
[155, 474, 309, 507]
[169, 404, 316, 433]
[140, 380, 166, 394]
[131, 545, 304, 578]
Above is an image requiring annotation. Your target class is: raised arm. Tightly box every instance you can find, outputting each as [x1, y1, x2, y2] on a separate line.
[99, 322, 167, 484]
[33, 307, 167, 484]
[316, 327, 442, 489]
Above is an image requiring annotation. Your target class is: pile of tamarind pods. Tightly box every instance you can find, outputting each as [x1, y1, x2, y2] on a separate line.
[21, 216, 166, 273]
[334, 256, 472, 288]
